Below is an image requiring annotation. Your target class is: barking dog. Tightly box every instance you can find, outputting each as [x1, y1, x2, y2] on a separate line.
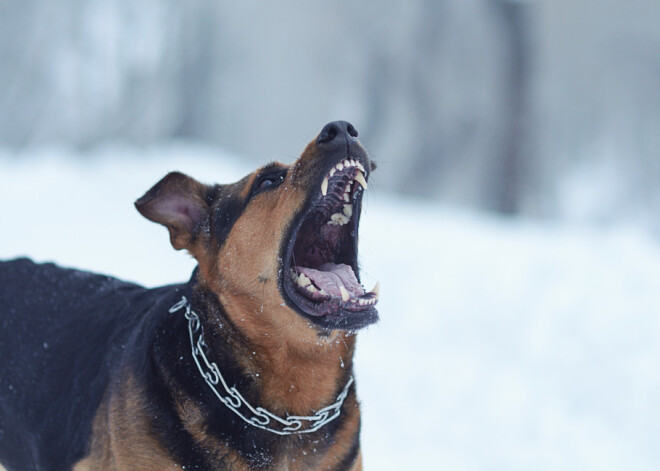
[0, 121, 379, 470]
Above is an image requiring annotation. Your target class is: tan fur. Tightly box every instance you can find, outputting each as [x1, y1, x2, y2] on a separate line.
[76, 135, 366, 469]
[74, 375, 180, 471]
[351, 451, 363, 471]
[193, 143, 363, 463]
[79, 377, 361, 471]
[202, 190, 357, 415]
[186, 148, 360, 416]
[311, 398, 362, 470]
[171, 379, 250, 468]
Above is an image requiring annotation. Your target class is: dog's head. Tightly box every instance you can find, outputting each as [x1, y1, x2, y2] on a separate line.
[136, 121, 378, 341]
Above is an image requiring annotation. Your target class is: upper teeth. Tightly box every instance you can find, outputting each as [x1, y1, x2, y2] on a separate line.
[320, 160, 368, 226]
[321, 161, 367, 195]
[354, 170, 367, 190]
[342, 204, 353, 217]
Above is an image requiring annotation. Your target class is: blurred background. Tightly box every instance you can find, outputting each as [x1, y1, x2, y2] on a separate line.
[2, 0, 660, 228]
[2, 1, 660, 469]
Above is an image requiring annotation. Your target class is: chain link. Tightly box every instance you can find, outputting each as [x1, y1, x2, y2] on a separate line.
[169, 296, 354, 436]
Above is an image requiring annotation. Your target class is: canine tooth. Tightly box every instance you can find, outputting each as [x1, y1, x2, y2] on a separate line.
[321, 177, 328, 196]
[356, 162, 365, 172]
[355, 170, 368, 190]
[340, 286, 350, 302]
[336, 162, 344, 171]
[298, 273, 311, 287]
[370, 281, 380, 297]
[343, 204, 353, 218]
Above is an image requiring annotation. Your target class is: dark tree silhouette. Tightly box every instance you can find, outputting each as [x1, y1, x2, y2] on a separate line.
[488, 0, 534, 215]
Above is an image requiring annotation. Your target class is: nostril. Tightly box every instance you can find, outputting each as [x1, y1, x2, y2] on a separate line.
[317, 123, 339, 144]
[316, 121, 359, 146]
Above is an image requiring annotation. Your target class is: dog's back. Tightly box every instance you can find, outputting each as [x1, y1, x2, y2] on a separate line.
[0, 258, 170, 470]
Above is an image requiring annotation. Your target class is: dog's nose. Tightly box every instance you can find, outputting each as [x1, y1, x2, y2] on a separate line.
[316, 121, 359, 146]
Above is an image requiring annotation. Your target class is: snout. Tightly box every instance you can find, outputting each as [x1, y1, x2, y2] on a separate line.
[280, 121, 378, 330]
[316, 121, 359, 147]
[294, 121, 370, 187]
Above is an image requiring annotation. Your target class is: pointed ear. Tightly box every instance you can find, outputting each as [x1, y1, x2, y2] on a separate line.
[135, 172, 211, 250]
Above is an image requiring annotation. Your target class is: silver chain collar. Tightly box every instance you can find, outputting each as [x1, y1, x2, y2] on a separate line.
[168, 296, 354, 436]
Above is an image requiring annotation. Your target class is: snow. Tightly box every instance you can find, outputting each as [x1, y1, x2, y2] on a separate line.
[2, 144, 660, 469]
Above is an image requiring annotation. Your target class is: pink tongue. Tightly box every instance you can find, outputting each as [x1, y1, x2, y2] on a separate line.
[297, 263, 365, 298]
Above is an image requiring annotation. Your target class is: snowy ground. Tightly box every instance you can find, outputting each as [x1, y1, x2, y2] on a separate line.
[2, 144, 660, 470]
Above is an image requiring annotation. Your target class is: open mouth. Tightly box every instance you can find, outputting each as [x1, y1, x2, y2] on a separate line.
[281, 158, 379, 330]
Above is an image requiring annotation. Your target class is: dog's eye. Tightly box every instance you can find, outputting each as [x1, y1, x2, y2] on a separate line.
[252, 171, 286, 197]
[258, 177, 277, 190]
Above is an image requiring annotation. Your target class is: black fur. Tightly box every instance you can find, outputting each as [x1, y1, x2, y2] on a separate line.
[0, 123, 371, 470]
[146, 284, 356, 469]
[0, 259, 357, 470]
[0, 258, 187, 470]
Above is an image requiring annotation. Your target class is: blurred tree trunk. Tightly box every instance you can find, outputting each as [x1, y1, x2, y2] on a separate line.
[172, 1, 216, 139]
[401, 1, 448, 196]
[489, 0, 533, 214]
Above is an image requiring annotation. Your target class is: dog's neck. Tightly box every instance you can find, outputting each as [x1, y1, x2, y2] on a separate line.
[190, 285, 356, 417]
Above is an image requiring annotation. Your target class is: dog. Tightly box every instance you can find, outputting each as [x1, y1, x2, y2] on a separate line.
[0, 121, 379, 471]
